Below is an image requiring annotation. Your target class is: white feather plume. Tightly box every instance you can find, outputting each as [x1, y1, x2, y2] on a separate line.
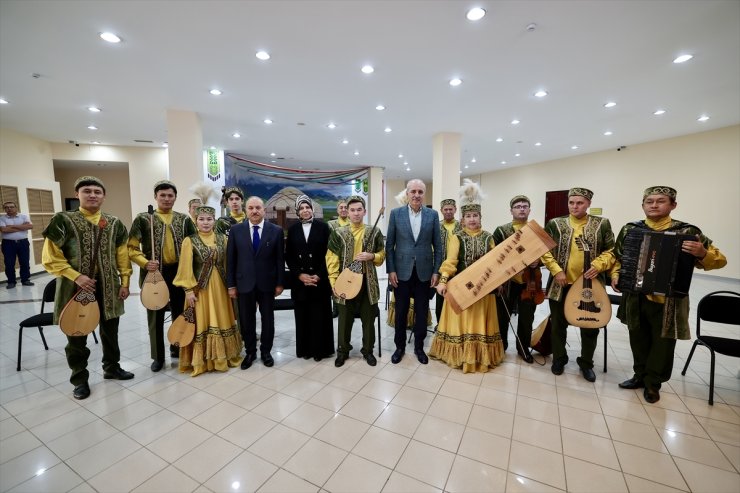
[189, 181, 218, 204]
[458, 178, 485, 207]
[395, 189, 408, 205]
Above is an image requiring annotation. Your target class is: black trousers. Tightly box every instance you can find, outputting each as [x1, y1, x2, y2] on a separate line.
[146, 264, 184, 362]
[393, 267, 431, 351]
[2, 239, 31, 283]
[237, 288, 275, 356]
[496, 282, 536, 352]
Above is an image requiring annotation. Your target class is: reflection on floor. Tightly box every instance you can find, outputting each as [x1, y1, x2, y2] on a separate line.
[1, 272, 738, 493]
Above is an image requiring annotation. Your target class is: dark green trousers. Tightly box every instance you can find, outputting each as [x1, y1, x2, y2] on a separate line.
[629, 294, 676, 390]
[549, 285, 599, 369]
[337, 286, 376, 357]
[65, 292, 121, 385]
[146, 264, 184, 362]
[496, 282, 536, 352]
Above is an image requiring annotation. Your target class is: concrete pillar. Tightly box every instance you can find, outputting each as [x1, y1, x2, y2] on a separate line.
[432, 132, 461, 215]
[166, 109, 203, 213]
[368, 166, 385, 233]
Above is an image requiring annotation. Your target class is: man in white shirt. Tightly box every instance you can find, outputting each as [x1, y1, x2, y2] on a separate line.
[1, 201, 34, 288]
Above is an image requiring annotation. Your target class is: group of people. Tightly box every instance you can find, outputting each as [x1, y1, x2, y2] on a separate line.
[24, 173, 725, 405]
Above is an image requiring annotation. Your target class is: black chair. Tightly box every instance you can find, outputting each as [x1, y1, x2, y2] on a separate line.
[274, 270, 295, 311]
[17, 278, 99, 371]
[681, 291, 740, 405]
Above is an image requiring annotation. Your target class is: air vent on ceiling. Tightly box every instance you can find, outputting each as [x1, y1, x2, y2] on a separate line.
[134, 139, 154, 143]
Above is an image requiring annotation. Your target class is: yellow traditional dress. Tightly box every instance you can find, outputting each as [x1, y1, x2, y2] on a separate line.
[173, 231, 242, 376]
[429, 227, 505, 373]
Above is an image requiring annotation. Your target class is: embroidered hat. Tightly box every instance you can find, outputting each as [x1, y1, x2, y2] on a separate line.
[643, 186, 677, 200]
[223, 186, 244, 200]
[440, 199, 456, 208]
[295, 194, 313, 213]
[509, 195, 530, 208]
[154, 180, 177, 194]
[188, 198, 202, 207]
[74, 176, 106, 193]
[195, 205, 216, 217]
[568, 187, 594, 201]
[459, 179, 485, 215]
[347, 195, 366, 208]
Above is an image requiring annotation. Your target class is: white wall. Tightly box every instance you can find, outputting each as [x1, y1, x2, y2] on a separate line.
[479, 125, 740, 279]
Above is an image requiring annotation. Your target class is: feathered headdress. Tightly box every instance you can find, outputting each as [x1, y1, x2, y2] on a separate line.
[459, 179, 485, 214]
[189, 182, 219, 205]
[395, 189, 408, 206]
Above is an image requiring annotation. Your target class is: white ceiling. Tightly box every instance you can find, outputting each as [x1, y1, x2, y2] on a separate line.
[1, 0, 738, 180]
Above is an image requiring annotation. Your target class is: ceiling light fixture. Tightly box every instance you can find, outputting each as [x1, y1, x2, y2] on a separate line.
[449, 78, 463, 87]
[88, 106, 101, 112]
[384, 127, 392, 133]
[406, 167, 411, 172]
[501, 161, 507, 165]
[327, 122, 337, 129]
[514, 153, 521, 157]
[0, 98, 8, 104]
[209, 89, 222, 96]
[255, 50, 270, 60]
[361, 65, 374, 74]
[495, 137, 503, 143]
[92, 141, 100, 144]
[653, 109, 666, 115]
[342, 139, 349, 144]
[375, 104, 385, 111]
[353, 150, 360, 156]
[87, 125, 97, 130]
[534, 142, 542, 146]
[603, 131, 613, 136]
[511, 119, 520, 125]
[604, 101, 617, 108]
[162, 143, 168, 148]
[697, 115, 710, 122]
[534, 90, 548, 98]
[398, 154, 403, 158]
[99, 32, 121, 43]
[466, 7, 486, 21]
[232, 132, 241, 138]
[471, 158, 476, 163]
[673, 54, 693, 64]
[403, 161, 408, 165]
[270, 152, 276, 157]
[464, 165, 469, 169]
[571, 145, 579, 150]
[263, 119, 273, 124]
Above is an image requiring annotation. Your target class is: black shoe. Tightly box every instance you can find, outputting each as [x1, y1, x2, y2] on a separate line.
[150, 360, 164, 372]
[391, 349, 405, 364]
[551, 360, 565, 375]
[6, 282, 16, 289]
[644, 387, 660, 404]
[581, 367, 596, 382]
[21, 281, 34, 286]
[103, 368, 134, 380]
[261, 353, 274, 367]
[302, 355, 311, 360]
[363, 353, 377, 366]
[241, 353, 256, 370]
[314, 356, 322, 362]
[335, 354, 347, 367]
[619, 377, 645, 389]
[170, 345, 179, 359]
[414, 349, 429, 365]
[73, 382, 91, 400]
[518, 349, 534, 364]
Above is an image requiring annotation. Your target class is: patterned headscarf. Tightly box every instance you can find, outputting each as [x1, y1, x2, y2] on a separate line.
[295, 194, 314, 223]
[568, 187, 594, 201]
[74, 176, 106, 193]
[643, 186, 677, 200]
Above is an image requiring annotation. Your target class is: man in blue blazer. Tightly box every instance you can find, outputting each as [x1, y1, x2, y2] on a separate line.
[227, 196, 284, 369]
[386, 179, 443, 364]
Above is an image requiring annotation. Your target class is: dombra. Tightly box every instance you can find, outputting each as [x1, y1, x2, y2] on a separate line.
[59, 289, 100, 336]
[168, 306, 195, 347]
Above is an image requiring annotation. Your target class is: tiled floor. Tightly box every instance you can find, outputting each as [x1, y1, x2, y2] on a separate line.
[1, 272, 738, 493]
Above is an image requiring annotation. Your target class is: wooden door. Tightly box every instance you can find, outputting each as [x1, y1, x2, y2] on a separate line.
[545, 190, 569, 224]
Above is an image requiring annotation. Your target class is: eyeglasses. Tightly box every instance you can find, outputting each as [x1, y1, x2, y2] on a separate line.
[512, 205, 530, 210]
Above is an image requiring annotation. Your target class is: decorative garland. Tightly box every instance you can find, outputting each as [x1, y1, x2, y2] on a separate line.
[226, 153, 368, 185]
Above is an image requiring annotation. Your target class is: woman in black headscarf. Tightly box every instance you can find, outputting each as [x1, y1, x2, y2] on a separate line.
[285, 195, 335, 361]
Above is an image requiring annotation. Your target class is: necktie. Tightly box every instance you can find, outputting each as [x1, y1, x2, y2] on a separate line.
[252, 225, 260, 252]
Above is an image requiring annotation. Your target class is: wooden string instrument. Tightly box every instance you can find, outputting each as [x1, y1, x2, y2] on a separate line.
[563, 236, 612, 329]
[520, 264, 545, 305]
[59, 217, 104, 336]
[141, 205, 170, 310]
[334, 206, 385, 300]
[167, 247, 214, 348]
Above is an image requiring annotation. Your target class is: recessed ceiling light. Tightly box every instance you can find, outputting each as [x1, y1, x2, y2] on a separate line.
[464, 165, 469, 169]
[514, 153, 521, 157]
[270, 152, 276, 157]
[353, 150, 360, 156]
[459, 170, 463, 174]
[398, 154, 403, 158]
[263, 119, 273, 124]
[406, 167, 411, 172]
[0, 98, 8, 104]
[471, 158, 476, 163]
[697, 115, 710, 122]
[92, 141, 100, 144]
[88, 106, 101, 113]
[327, 123, 337, 129]
[375, 104, 385, 111]
[232, 132, 241, 138]
[403, 161, 408, 165]
[495, 137, 503, 143]
[466, 7, 486, 21]
[653, 109, 666, 115]
[534, 90, 548, 98]
[342, 139, 349, 144]
[673, 54, 693, 64]
[449, 78, 463, 87]
[571, 145, 579, 150]
[501, 161, 507, 165]
[604, 101, 617, 108]
[511, 119, 520, 125]
[361, 65, 374, 74]
[384, 127, 392, 133]
[87, 125, 97, 130]
[271, 160, 276, 163]
[603, 131, 613, 136]
[99, 32, 121, 43]
[255, 50, 270, 60]
[209, 146, 216, 150]
[162, 143, 168, 148]
[209, 89, 222, 96]
[534, 142, 542, 146]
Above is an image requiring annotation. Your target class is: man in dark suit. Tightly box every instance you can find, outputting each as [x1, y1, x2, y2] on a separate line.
[227, 196, 284, 369]
[386, 179, 443, 364]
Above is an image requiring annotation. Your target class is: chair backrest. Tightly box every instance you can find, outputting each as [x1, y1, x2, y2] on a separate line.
[696, 291, 740, 336]
[41, 278, 57, 313]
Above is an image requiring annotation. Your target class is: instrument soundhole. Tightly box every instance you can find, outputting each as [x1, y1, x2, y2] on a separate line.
[582, 289, 593, 300]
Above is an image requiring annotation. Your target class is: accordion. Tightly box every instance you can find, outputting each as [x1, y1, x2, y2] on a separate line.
[617, 229, 696, 297]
